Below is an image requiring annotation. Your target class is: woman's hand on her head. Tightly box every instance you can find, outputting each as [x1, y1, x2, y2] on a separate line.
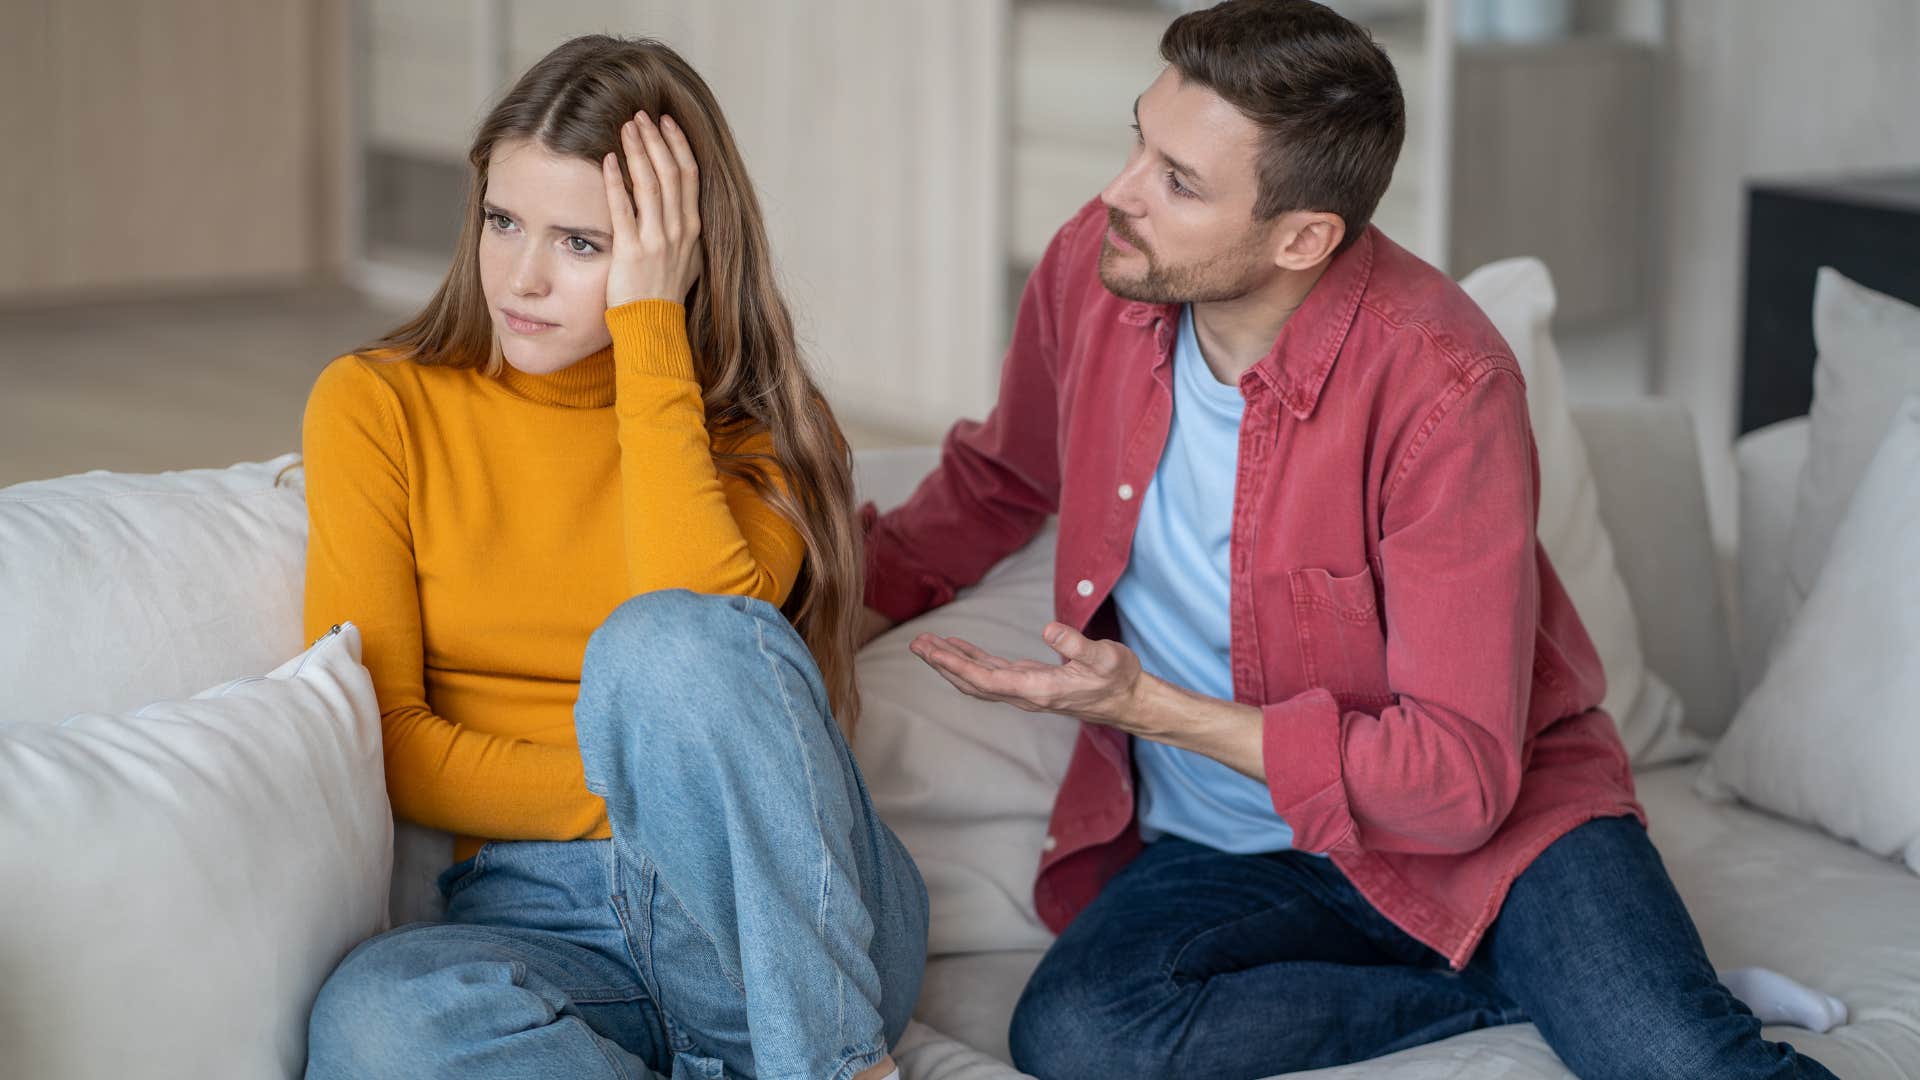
[602, 110, 703, 308]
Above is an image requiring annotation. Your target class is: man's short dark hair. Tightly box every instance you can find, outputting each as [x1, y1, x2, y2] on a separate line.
[1161, 0, 1406, 252]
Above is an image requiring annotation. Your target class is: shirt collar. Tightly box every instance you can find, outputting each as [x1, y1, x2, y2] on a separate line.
[1116, 226, 1378, 421]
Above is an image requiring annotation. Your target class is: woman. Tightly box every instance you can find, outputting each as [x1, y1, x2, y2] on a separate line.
[301, 35, 924, 1080]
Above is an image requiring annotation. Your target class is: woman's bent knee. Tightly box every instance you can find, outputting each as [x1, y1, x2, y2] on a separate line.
[585, 589, 781, 675]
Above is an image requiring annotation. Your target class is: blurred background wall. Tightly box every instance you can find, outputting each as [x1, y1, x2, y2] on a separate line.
[2, 0, 1916, 556]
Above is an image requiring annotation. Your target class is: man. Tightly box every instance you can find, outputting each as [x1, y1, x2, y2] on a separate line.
[856, 2, 1840, 1077]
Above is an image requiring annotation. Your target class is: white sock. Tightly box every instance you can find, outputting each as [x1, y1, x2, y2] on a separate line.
[873, 1070, 900, 1080]
[1721, 966, 1848, 1032]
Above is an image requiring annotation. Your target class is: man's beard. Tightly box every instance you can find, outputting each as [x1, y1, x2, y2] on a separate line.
[1097, 208, 1270, 305]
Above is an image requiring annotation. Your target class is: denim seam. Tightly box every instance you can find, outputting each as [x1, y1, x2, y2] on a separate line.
[615, 836, 748, 997]
[753, 611, 848, 1049]
[608, 891, 664, 1006]
[575, 1012, 642, 1079]
[468, 840, 495, 881]
[825, 1045, 888, 1080]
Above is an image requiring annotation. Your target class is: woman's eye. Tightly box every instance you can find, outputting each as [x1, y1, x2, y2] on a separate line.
[487, 213, 516, 232]
[566, 236, 598, 254]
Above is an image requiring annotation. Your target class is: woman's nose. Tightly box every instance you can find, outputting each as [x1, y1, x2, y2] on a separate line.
[509, 249, 548, 296]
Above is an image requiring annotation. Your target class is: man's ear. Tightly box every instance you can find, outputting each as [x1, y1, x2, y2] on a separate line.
[1270, 211, 1347, 271]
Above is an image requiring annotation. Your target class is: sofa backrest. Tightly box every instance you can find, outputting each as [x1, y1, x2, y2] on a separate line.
[1571, 401, 1738, 738]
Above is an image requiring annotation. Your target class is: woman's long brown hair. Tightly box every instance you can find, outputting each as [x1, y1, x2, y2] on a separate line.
[356, 35, 865, 731]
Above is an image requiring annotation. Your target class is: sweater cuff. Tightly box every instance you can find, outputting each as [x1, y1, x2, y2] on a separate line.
[1263, 688, 1358, 854]
[605, 299, 696, 380]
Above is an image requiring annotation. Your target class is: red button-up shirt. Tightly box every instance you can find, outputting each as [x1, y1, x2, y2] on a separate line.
[861, 200, 1645, 969]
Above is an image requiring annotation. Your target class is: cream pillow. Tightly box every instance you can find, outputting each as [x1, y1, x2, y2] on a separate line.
[853, 521, 1079, 956]
[1699, 394, 1920, 873]
[1459, 258, 1700, 765]
[1785, 269, 1920, 624]
[0, 454, 309, 724]
[0, 624, 391, 1079]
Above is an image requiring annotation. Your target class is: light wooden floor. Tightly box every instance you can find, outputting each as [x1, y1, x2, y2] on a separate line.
[0, 287, 915, 490]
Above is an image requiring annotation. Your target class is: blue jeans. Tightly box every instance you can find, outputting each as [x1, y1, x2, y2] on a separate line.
[306, 590, 929, 1080]
[1009, 816, 1837, 1080]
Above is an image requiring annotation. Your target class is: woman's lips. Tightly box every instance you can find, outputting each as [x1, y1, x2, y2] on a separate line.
[501, 308, 557, 334]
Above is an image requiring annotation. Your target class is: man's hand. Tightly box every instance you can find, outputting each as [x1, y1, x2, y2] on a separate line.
[909, 622, 1149, 732]
[855, 605, 896, 649]
[909, 621, 1269, 779]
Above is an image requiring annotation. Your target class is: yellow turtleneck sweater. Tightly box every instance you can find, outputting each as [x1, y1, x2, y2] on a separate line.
[301, 299, 805, 863]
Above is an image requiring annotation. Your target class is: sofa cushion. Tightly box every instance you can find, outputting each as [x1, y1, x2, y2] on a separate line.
[0, 455, 308, 724]
[909, 765, 1920, 1079]
[854, 519, 1078, 955]
[1700, 394, 1920, 875]
[0, 456, 469, 931]
[1570, 400, 1739, 738]
[0, 625, 391, 1080]
[1735, 416, 1811, 698]
[1787, 270, 1920, 623]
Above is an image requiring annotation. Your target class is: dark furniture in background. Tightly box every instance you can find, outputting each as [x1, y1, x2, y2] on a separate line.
[1740, 171, 1920, 435]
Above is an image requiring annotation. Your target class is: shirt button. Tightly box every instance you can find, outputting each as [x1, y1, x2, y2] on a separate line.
[1042, 834, 1058, 852]
[1076, 579, 1094, 597]
[1117, 483, 1135, 501]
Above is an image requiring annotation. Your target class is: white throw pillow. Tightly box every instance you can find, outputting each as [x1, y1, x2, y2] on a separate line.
[0, 624, 392, 1080]
[853, 521, 1080, 956]
[0, 455, 309, 723]
[1785, 269, 1920, 624]
[0, 456, 459, 929]
[1698, 394, 1920, 874]
[1459, 257, 1700, 765]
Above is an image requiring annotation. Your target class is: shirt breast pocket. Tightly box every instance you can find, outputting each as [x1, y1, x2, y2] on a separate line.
[1288, 564, 1392, 709]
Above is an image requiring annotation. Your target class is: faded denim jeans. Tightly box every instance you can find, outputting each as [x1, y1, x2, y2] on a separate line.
[306, 590, 929, 1080]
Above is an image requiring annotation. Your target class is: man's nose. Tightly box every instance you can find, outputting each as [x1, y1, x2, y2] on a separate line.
[1099, 152, 1151, 222]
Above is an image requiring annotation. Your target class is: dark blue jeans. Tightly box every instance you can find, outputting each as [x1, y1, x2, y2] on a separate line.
[1009, 815, 1836, 1080]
